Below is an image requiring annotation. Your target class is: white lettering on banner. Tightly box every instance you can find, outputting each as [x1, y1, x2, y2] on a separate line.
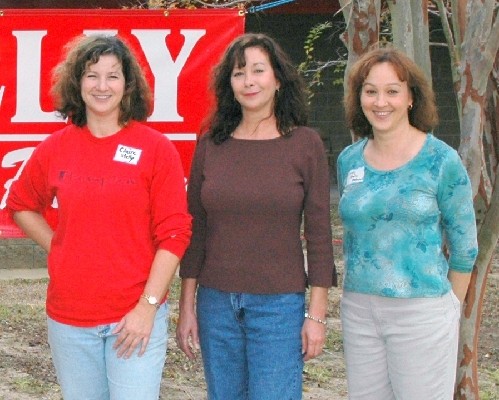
[0, 86, 5, 106]
[11, 31, 62, 123]
[132, 29, 206, 122]
[0, 147, 36, 209]
[83, 30, 118, 36]
[9, 29, 205, 124]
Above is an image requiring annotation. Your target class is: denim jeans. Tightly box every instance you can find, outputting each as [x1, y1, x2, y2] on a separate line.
[47, 303, 168, 400]
[196, 286, 305, 400]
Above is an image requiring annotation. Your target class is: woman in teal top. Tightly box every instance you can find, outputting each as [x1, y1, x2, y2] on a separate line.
[337, 48, 478, 400]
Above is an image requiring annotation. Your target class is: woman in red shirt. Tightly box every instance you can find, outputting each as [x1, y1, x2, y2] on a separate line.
[7, 34, 191, 400]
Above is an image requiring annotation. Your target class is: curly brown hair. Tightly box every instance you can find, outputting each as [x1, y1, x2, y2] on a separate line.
[51, 34, 152, 127]
[344, 47, 439, 138]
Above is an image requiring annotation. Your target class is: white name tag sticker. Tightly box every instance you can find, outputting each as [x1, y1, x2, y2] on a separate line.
[113, 145, 142, 165]
[346, 166, 365, 185]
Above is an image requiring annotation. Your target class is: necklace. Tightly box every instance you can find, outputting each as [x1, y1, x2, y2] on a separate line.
[233, 114, 276, 139]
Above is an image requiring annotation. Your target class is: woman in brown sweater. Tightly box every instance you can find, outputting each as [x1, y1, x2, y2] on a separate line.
[176, 33, 336, 400]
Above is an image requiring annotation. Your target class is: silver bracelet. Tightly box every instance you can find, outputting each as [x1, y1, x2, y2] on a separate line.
[304, 312, 327, 326]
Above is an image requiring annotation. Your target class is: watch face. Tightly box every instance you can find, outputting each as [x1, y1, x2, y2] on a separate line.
[142, 294, 159, 306]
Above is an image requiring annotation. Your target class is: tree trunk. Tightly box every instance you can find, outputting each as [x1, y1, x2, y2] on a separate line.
[387, 0, 432, 81]
[450, 1, 499, 398]
[339, 0, 381, 90]
[339, 0, 380, 142]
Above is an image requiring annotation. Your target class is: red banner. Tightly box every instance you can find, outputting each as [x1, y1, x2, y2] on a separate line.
[0, 9, 244, 237]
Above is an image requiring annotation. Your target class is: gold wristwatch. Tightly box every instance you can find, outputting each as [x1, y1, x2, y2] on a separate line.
[141, 294, 160, 310]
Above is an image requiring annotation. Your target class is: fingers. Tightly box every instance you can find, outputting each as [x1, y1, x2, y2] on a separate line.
[175, 311, 200, 360]
[114, 330, 150, 359]
[301, 331, 308, 358]
[178, 338, 196, 359]
[176, 327, 199, 360]
[303, 340, 324, 361]
[301, 320, 326, 361]
[138, 336, 150, 357]
[112, 312, 154, 359]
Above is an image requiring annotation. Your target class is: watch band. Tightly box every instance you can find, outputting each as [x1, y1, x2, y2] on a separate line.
[141, 294, 160, 310]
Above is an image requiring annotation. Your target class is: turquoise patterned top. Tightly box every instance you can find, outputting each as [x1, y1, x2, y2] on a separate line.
[337, 134, 478, 298]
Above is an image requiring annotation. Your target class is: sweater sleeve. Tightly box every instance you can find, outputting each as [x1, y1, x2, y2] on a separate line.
[179, 134, 208, 278]
[437, 150, 478, 273]
[303, 130, 336, 287]
[150, 137, 192, 259]
[6, 139, 54, 215]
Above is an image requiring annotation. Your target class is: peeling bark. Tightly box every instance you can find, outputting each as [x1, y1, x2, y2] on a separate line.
[387, 0, 432, 80]
[340, 0, 381, 89]
[452, 1, 499, 398]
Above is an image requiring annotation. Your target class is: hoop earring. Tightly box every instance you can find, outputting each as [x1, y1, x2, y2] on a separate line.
[408, 104, 413, 110]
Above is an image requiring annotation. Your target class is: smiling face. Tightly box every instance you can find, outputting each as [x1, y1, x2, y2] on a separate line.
[360, 61, 413, 135]
[80, 54, 125, 125]
[230, 46, 280, 116]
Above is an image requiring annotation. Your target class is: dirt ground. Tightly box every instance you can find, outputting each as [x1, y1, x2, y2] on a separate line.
[0, 241, 498, 399]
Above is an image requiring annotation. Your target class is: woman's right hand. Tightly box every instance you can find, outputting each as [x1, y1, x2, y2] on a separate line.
[176, 306, 200, 359]
[175, 278, 200, 359]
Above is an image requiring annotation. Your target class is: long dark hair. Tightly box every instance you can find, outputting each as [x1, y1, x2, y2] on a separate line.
[51, 34, 152, 127]
[206, 33, 309, 144]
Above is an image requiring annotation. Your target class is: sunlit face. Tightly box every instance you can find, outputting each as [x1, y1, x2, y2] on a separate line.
[230, 46, 280, 116]
[80, 54, 125, 124]
[360, 62, 413, 135]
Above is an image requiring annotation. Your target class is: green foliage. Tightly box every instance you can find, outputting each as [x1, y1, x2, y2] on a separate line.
[325, 328, 343, 352]
[303, 363, 333, 383]
[298, 22, 336, 100]
[297, 2, 393, 101]
[302, 22, 333, 65]
[479, 367, 499, 400]
[12, 377, 54, 396]
[0, 302, 44, 319]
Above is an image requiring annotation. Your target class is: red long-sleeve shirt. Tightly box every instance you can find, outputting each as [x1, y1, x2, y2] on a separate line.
[7, 122, 192, 326]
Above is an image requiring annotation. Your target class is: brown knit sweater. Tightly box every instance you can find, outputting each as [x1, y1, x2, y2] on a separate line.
[180, 126, 336, 294]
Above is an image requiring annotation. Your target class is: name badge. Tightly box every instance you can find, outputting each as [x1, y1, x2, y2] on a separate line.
[114, 145, 142, 165]
[346, 166, 365, 185]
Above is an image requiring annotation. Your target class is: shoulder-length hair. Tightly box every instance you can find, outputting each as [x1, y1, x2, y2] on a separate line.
[344, 46, 439, 138]
[51, 34, 152, 127]
[206, 33, 309, 144]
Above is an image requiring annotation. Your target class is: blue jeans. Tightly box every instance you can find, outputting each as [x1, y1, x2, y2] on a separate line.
[47, 303, 168, 400]
[196, 286, 305, 400]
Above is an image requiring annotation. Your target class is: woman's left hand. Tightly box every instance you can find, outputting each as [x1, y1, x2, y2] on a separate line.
[301, 318, 326, 361]
[112, 303, 157, 358]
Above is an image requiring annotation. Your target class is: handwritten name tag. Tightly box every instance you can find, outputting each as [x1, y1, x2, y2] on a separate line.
[113, 145, 142, 165]
[346, 166, 365, 185]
